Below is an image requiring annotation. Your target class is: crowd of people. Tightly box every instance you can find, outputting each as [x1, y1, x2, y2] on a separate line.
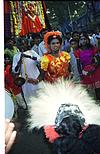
[5, 28, 100, 103]
[4, 27, 100, 153]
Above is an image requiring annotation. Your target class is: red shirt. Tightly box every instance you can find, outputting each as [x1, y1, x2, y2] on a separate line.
[4, 65, 21, 95]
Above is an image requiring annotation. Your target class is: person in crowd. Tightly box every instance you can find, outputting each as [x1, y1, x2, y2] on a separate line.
[74, 33, 100, 101]
[95, 33, 100, 50]
[4, 53, 21, 97]
[8, 79, 100, 154]
[88, 30, 98, 47]
[4, 54, 12, 70]
[4, 38, 19, 62]
[5, 119, 17, 154]
[31, 33, 40, 55]
[72, 31, 80, 41]
[40, 31, 71, 83]
[69, 39, 80, 82]
[61, 32, 71, 52]
[27, 33, 33, 48]
[4, 54, 26, 115]
[38, 28, 49, 56]
[12, 37, 41, 103]
[95, 26, 100, 49]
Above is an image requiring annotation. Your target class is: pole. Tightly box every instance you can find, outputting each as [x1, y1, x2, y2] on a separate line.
[68, 3, 73, 31]
[20, 88, 28, 110]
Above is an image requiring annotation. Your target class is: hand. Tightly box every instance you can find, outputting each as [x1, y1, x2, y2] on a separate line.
[15, 54, 24, 72]
[82, 70, 88, 75]
[5, 119, 17, 153]
[87, 70, 95, 75]
[69, 72, 74, 79]
[27, 78, 39, 84]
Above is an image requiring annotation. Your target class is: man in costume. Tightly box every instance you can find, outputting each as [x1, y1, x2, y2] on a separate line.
[12, 37, 41, 103]
[8, 79, 100, 154]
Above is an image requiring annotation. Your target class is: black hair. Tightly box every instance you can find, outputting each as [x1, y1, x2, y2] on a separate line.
[79, 33, 94, 49]
[40, 28, 48, 34]
[4, 53, 11, 60]
[52, 116, 100, 154]
[72, 31, 79, 38]
[4, 54, 12, 70]
[69, 39, 79, 50]
[47, 35, 62, 45]
[32, 33, 40, 40]
[4, 53, 12, 64]
[16, 37, 29, 51]
[16, 37, 28, 46]
[70, 38, 79, 44]
[65, 32, 71, 36]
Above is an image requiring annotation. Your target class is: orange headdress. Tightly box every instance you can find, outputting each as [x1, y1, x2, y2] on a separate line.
[44, 31, 62, 52]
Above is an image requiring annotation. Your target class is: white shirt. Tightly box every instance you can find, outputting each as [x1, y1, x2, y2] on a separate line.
[89, 34, 98, 47]
[31, 44, 39, 55]
[12, 50, 42, 101]
[38, 41, 47, 56]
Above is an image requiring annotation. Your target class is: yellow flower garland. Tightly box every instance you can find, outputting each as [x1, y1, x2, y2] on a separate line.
[10, 1, 46, 36]
[40, 52, 70, 71]
[40, 55, 50, 71]
[61, 52, 70, 63]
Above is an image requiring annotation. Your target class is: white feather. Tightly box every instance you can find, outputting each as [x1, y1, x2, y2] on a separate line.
[27, 79, 100, 129]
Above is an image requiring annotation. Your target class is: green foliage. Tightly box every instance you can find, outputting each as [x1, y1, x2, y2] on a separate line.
[45, 1, 87, 29]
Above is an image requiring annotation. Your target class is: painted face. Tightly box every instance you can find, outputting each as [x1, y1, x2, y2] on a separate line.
[49, 38, 61, 52]
[79, 36, 87, 46]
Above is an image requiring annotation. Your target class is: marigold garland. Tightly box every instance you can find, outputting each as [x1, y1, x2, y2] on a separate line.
[9, 1, 46, 36]
[41, 55, 50, 71]
[40, 52, 70, 71]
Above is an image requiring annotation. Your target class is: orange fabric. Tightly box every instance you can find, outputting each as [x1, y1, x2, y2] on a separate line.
[43, 52, 70, 83]
[19, 8, 43, 36]
[45, 54, 54, 61]
[44, 126, 60, 143]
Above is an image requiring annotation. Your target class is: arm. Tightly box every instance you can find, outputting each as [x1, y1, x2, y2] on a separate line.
[36, 61, 45, 81]
[31, 50, 41, 62]
[38, 41, 47, 57]
[5, 119, 17, 154]
[12, 53, 23, 73]
[15, 55, 23, 72]
[38, 68, 45, 81]
[76, 58, 82, 77]
[74, 50, 82, 77]
[38, 43, 43, 57]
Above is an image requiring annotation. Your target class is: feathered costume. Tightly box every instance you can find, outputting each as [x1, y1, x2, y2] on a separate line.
[8, 79, 100, 154]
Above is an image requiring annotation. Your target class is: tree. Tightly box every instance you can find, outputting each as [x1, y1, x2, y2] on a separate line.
[45, 1, 87, 30]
